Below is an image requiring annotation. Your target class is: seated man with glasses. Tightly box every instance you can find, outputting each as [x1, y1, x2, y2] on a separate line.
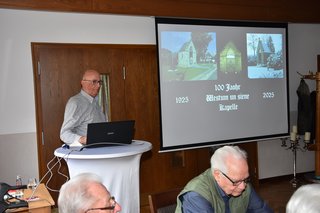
[58, 172, 121, 213]
[175, 145, 273, 213]
[60, 69, 106, 146]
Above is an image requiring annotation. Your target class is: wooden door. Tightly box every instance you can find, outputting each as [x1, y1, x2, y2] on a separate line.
[32, 43, 128, 202]
[123, 47, 159, 141]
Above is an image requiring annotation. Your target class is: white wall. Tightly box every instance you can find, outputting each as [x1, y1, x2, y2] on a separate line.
[0, 8, 319, 183]
[258, 23, 320, 179]
[0, 133, 38, 184]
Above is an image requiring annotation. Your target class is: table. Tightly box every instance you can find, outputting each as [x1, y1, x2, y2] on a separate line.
[54, 140, 152, 213]
[6, 184, 55, 213]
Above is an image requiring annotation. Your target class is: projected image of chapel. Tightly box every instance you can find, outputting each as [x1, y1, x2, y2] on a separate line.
[160, 31, 217, 81]
[247, 33, 284, 79]
[219, 42, 242, 74]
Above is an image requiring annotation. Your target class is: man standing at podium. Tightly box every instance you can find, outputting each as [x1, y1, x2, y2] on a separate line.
[60, 69, 106, 146]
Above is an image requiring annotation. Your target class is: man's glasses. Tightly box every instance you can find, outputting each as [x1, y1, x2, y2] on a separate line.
[220, 171, 250, 186]
[82, 79, 103, 86]
[85, 196, 116, 212]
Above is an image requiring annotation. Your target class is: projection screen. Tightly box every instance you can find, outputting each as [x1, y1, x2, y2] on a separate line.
[155, 18, 290, 152]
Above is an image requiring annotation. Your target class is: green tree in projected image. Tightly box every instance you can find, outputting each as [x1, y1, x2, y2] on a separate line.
[160, 31, 217, 82]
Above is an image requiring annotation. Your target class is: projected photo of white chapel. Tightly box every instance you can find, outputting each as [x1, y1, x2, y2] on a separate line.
[156, 18, 289, 152]
[160, 32, 217, 81]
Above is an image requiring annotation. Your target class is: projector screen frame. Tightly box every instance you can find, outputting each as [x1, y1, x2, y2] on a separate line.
[155, 17, 290, 152]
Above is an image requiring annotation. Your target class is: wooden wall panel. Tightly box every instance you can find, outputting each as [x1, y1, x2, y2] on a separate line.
[0, 0, 320, 22]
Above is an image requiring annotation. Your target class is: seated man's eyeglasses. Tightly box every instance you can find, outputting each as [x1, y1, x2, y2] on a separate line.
[82, 79, 103, 85]
[220, 171, 250, 186]
[85, 196, 116, 212]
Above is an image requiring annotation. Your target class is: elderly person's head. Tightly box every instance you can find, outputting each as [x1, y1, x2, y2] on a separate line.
[286, 183, 320, 213]
[58, 173, 121, 213]
[81, 69, 102, 97]
[211, 145, 250, 197]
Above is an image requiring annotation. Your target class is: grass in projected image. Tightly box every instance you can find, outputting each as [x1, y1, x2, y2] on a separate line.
[162, 63, 217, 81]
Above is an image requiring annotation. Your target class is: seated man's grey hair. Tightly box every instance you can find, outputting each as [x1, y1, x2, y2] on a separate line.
[210, 145, 247, 173]
[58, 173, 104, 213]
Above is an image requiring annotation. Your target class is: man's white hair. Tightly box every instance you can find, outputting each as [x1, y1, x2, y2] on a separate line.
[210, 145, 247, 173]
[286, 183, 320, 213]
[58, 172, 105, 213]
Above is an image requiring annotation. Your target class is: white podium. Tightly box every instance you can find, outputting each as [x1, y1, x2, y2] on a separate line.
[54, 140, 152, 213]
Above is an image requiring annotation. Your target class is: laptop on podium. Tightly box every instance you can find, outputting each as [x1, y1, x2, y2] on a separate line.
[84, 120, 135, 149]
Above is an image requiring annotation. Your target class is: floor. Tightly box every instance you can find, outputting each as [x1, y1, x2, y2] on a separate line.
[256, 173, 314, 213]
[51, 173, 316, 213]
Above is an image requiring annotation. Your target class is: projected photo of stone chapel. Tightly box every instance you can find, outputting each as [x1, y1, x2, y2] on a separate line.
[247, 33, 284, 79]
